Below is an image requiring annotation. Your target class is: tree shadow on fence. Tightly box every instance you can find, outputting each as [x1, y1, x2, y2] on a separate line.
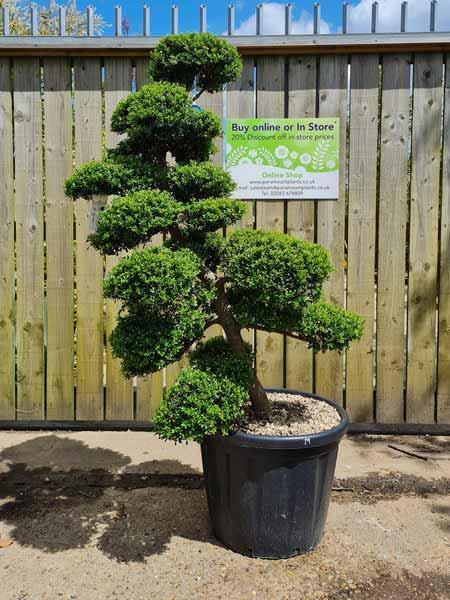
[0, 435, 217, 562]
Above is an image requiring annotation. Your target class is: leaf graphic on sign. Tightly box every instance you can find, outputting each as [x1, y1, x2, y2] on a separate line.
[311, 139, 331, 171]
[257, 148, 277, 166]
[227, 145, 248, 167]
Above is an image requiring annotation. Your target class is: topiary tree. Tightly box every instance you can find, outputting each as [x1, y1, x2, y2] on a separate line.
[65, 33, 363, 442]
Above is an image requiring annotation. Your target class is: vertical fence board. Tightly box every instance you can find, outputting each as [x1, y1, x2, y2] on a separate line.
[376, 54, 411, 423]
[166, 356, 190, 393]
[315, 54, 348, 405]
[74, 58, 104, 420]
[43, 57, 74, 419]
[285, 55, 316, 392]
[227, 55, 255, 231]
[135, 57, 149, 89]
[198, 87, 224, 168]
[346, 55, 379, 422]
[227, 57, 255, 128]
[13, 58, 45, 420]
[227, 56, 255, 350]
[136, 371, 163, 421]
[255, 56, 285, 388]
[104, 57, 134, 420]
[197, 85, 225, 344]
[407, 53, 443, 423]
[165, 362, 181, 391]
[438, 54, 450, 423]
[135, 218, 163, 417]
[133, 56, 164, 420]
[0, 58, 15, 419]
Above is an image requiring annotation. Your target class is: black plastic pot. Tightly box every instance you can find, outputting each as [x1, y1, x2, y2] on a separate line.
[201, 389, 349, 559]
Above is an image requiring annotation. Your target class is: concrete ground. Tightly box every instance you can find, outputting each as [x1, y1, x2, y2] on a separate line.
[0, 431, 448, 600]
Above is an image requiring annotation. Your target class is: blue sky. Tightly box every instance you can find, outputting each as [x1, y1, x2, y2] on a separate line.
[72, 1, 342, 36]
[39, 1, 450, 35]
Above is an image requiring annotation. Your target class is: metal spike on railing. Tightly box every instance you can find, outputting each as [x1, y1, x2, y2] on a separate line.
[371, 1, 378, 34]
[115, 5, 122, 37]
[171, 5, 179, 34]
[200, 5, 207, 33]
[2, 6, 10, 36]
[58, 5, 66, 36]
[227, 4, 235, 36]
[31, 3, 39, 36]
[256, 4, 263, 35]
[143, 5, 150, 36]
[313, 3, 321, 35]
[400, 1, 408, 32]
[342, 3, 349, 35]
[87, 6, 94, 37]
[430, 0, 437, 32]
[285, 3, 292, 36]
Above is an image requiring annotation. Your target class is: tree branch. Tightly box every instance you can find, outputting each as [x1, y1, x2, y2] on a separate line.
[167, 224, 184, 242]
[252, 325, 308, 344]
[284, 330, 307, 343]
[205, 318, 220, 329]
[215, 276, 230, 294]
[192, 88, 206, 102]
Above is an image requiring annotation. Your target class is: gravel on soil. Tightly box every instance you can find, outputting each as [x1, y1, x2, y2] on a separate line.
[241, 391, 341, 436]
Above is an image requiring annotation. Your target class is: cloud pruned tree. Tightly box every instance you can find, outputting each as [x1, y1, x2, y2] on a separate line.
[65, 33, 363, 443]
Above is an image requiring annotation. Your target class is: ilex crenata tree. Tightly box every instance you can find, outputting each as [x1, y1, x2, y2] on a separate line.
[65, 33, 363, 442]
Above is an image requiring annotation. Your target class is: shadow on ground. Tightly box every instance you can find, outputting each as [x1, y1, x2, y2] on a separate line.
[1, 435, 449, 565]
[348, 434, 450, 454]
[431, 502, 450, 533]
[0, 435, 214, 562]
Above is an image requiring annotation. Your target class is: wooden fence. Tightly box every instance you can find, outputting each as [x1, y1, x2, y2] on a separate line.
[0, 30, 450, 430]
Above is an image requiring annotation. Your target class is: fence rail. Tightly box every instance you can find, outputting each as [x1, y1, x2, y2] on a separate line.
[2, 33, 450, 56]
[0, 12, 450, 430]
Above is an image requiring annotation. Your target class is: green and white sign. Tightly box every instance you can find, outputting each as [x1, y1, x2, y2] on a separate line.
[225, 118, 339, 200]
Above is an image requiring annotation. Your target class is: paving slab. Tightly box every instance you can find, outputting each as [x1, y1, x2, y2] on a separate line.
[0, 431, 448, 600]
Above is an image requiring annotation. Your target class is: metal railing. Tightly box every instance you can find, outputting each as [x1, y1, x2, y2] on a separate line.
[0, 1, 446, 38]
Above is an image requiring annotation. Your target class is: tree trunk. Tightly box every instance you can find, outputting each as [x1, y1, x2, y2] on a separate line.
[248, 373, 271, 417]
[216, 284, 271, 417]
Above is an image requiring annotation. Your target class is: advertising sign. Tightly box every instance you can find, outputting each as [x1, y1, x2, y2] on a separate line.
[225, 118, 339, 200]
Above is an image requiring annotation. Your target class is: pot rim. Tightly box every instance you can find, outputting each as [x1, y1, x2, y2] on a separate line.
[218, 388, 349, 450]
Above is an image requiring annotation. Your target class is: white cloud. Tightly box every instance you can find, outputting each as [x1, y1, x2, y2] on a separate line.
[348, 0, 450, 33]
[233, 3, 331, 35]
[231, 1, 450, 35]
